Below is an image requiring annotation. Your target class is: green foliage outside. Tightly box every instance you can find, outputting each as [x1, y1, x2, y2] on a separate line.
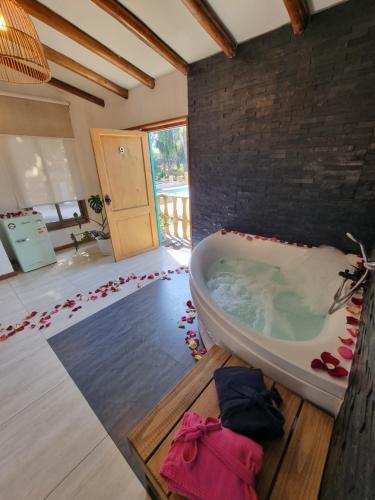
[150, 126, 187, 182]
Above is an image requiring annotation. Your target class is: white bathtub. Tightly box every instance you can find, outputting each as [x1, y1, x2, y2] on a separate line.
[189, 230, 360, 416]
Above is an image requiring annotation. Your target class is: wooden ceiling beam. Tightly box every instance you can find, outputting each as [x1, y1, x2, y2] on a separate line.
[48, 77, 105, 107]
[91, 0, 188, 75]
[283, 0, 309, 35]
[43, 45, 128, 99]
[18, 0, 155, 88]
[181, 0, 236, 58]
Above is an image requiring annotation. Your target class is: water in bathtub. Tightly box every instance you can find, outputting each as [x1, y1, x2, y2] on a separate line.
[205, 248, 347, 341]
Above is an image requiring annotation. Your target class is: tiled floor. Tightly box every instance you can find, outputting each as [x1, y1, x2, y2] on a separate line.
[0, 242, 190, 500]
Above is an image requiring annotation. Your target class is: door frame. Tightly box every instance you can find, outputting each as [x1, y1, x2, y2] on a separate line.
[127, 115, 188, 132]
[127, 116, 192, 246]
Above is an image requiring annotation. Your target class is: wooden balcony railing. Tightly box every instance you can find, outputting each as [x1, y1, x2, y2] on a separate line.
[157, 194, 191, 242]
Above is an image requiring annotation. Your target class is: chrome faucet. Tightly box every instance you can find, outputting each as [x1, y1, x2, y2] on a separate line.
[328, 233, 374, 314]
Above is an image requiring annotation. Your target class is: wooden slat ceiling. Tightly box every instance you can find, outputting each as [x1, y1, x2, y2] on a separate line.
[12, 0, 347, 106]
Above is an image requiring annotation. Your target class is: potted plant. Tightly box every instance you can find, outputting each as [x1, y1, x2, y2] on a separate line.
[70, 195, 112, 255]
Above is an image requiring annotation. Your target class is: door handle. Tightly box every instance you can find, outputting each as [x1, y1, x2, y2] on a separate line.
[104, 194, 112, 206]
[16, 238, 30, 243]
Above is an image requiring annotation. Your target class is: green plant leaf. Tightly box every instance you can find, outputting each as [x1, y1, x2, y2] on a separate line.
[88, 194, 104, 214]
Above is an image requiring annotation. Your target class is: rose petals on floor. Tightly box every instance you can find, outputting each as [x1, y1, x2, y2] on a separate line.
[0, 265, 189, 343]
[178, 299, 207, 361]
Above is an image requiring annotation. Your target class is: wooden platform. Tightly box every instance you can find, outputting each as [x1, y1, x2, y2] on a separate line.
[128, 345, 334, 500]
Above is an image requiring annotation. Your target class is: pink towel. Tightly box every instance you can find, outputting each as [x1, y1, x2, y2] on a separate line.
[160, 411, 263, 500]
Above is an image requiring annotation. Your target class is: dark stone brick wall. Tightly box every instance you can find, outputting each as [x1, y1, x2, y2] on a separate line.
[188, 0, 375, 253]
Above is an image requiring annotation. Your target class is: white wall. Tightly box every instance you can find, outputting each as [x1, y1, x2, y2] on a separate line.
[119, 71, 188, 128]
[0, 71, 188, 248]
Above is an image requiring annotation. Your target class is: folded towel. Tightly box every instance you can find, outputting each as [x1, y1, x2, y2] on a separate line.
[214, 366, 285, 442]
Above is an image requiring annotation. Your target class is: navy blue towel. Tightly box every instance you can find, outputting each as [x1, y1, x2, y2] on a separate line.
[214, 366, 285, 442]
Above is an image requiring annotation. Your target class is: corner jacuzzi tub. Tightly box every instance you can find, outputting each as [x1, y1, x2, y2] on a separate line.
[190, 230, 361, 416]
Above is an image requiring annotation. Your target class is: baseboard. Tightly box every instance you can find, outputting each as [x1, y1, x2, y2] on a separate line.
[0, 271, 17, 281]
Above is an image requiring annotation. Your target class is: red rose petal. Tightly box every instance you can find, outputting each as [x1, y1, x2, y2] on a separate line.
[328, 366, 348, 378]
[346, 316, 359, 325]
[351, 297, 363, 306]
[347, 327, 360, 337]
[311, 358, 325, 369]
[337, 346, 354, 360]
[321, 351, 340, 367]
[339, 336, 354, 346]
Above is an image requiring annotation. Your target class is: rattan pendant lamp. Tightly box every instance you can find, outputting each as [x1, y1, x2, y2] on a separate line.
[0, 0, 50, 83]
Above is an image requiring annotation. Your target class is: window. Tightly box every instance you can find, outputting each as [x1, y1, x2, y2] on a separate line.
[33, 200, 88, 231]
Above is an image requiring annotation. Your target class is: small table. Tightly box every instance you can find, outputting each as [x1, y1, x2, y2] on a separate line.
[128, 345, 333, 500]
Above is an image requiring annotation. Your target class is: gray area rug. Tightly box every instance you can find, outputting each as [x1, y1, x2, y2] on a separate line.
[48, 272, 195, 484]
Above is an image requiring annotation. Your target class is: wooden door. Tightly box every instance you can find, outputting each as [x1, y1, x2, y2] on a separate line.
[90, 129, 159, 261]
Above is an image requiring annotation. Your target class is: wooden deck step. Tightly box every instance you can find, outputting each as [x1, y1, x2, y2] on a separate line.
[128, 345, 334, 500]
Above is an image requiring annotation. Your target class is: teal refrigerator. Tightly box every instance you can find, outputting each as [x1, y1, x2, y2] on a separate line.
[0, 213, 56, 272]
